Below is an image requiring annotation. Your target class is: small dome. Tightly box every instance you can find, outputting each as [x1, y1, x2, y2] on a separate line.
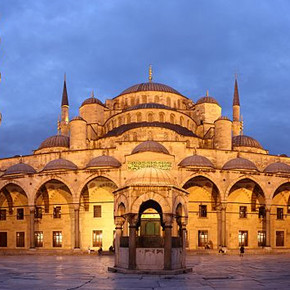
[232, 135, 263, 149]
[196, 96, 220, 106]
[132, 141, 169, 155]
[39, 135, 69, 150]
[264, 162, 290, 174]
[81, 97, 105, 107]
[43, 158, 78, 171]
[86, 155, 121, 168]
[178, 155, 214, 168]
[71, 116, 85, 121]
[216, 116, 230, 121]
[125, 167, 176, 186]
[4, 163, 36, 176]
[119, 82, 183, 97]
[222, 157, 258, 171]
[124, 103, 175, 112]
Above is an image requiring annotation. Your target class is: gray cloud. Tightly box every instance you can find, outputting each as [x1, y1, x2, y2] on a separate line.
[0, 0, 290, 157]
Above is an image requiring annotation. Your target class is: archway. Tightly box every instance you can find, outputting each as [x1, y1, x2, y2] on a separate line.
[183, 176, 220, 249]
[271, 182, 290, 248]
[34, 179, 73, 249]
[227, 178, 266, 249]
[0, 183, 28, 248]
[79, 176, 117, 251]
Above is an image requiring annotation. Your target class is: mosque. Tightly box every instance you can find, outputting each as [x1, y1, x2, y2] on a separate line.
[0, 67, 290, 262]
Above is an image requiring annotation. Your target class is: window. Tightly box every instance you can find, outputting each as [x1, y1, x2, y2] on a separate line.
[239, 231, 248, 246]
[258, 231, 266, 247]
[198, 230, 208, 247]
[277, 208, 284, 220]
[16, 232, 25, 247]
[276, 231, 284, 247]
[53, 231, 62, 247]
[258, 206, 266, 218]
[93, 230, 102, 247]
[288, 205, 290, 214]
[93, 205, 102, 218]
[17, 208, 24, 220]
[0, 209, 6, 221]
[0, 232, 7, 247]
[35, 207, 42, 219]
[53, 206, 61, 219]
[239, 206, 247, 218]
[35, 231, 43, 247]
[199, 205, 207, 218]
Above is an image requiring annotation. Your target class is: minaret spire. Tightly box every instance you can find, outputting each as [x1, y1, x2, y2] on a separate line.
[233, 73, 240, 106]
[149, 65, 153, 82]
[232, 73, 241, 136]
[60, 73, 69, 136]
[61, 73, 69, 107]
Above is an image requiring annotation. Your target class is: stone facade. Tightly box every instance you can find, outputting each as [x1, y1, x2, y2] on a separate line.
[0, 75, 290, 252]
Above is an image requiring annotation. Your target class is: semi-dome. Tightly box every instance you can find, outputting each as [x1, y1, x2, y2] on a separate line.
[125, 167, 176, 186]
[86, 155, 121, 168]
[39, 135, 69, 150]
[119, 82, 183, 97]
[196, 96, 220, 106]
[264, 162, 290, 174]
[178, 155, 214, 168]
[132, 141, 169, 155]
[124, 103, 175, 112]
[71, 116, 85, 121]
[81, 97, 105, 107]
[222, 157, 258, 171]
[216, 116, 230, 121]
[43, 158, 78, 171]
[4, 163, 36, 176]
[232, 135, 263, 149]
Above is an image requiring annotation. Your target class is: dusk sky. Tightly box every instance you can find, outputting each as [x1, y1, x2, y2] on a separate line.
[0, 0, 290, 158]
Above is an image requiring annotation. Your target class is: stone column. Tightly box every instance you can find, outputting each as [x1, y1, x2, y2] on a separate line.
[181, 223, 187, 268]
[266, 207, 271, 247]
[128, 214, 138, 270]
[114, 217, 124, 267]
[221, 203, 227, 247]
[217, 209, 222, 247]
[123, 220, 128, 236]
[163, 214, 173, 270]
[74, 205, 80, 249]
[29, 207, 35, 249]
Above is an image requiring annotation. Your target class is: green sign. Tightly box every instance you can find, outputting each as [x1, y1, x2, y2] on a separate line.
[128, 161, 172, 171]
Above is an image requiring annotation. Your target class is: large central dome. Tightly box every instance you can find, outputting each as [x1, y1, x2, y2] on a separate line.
[118, 82, 184, 97]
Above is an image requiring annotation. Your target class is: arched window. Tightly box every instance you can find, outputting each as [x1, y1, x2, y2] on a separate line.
[180, 116, 184, 126]
[126, 114, 131, 124]
[187, 119, 190, 128]
[132, 132, 137, 141]
[159, 112, 165, 123]
[118, 116, 123, 126]
[170, 114, 175, 124]
[148, 112, 153, 122]
[142, 95, 147, 103]
[154, 95, 159, 103]
[137, 112, 142, 122]
[113, 102, 119, 110]
[166, 97, 171, 106]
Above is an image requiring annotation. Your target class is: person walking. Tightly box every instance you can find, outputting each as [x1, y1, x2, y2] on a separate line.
[240, 245, 245, 257]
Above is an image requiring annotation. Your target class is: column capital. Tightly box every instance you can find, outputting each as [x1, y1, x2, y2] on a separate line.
[127, 213, 138, 227]
[73, 204, 80, 211]
[163, 213, 173, 227]
[115, 216, 125, 227]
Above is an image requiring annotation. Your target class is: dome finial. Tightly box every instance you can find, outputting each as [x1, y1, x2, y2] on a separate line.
[149, 64, 153, 82]
[206, 90, 209, 97]
[91, 90, 95, 98]
[240, 115, 244, 135]
[57, 115, 61, 135]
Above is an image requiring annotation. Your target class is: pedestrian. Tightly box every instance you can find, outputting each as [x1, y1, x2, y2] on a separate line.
[240, 245, 245, 257]
[98, 247, 103, 255]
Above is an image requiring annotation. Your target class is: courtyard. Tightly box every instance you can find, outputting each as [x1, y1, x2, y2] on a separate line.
[0, 253, 289, 289]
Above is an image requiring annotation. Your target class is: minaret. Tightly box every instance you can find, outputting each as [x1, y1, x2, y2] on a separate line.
[232, 75, 241, 136]
[60, 74, 69, 136]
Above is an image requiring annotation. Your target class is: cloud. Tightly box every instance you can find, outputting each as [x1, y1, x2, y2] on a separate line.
[0, 0, 290, 157]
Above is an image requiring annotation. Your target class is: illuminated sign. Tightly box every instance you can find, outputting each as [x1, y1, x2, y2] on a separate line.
[128, 161, 172, 171]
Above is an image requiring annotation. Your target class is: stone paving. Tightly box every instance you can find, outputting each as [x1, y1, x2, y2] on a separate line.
[0, 253, 289, 289]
